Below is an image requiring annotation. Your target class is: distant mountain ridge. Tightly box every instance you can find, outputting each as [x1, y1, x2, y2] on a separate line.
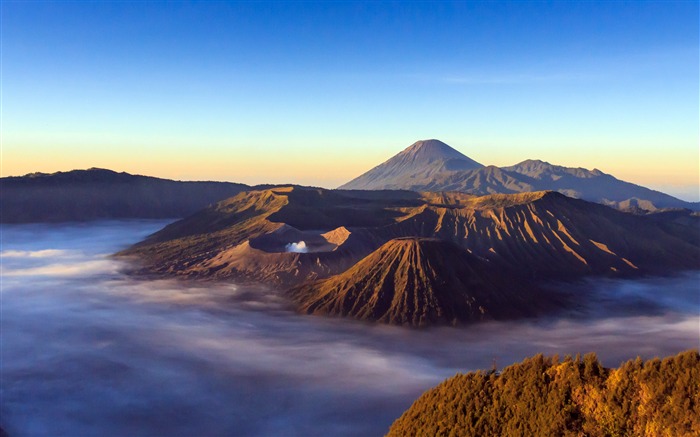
[1, 168, 250, 223]
[339, 140, 699, 212]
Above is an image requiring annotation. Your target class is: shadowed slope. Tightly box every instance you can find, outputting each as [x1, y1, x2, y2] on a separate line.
[288, 238, 554, 327]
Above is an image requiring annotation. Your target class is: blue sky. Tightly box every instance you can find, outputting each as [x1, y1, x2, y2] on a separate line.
[2, 1, 698, 199]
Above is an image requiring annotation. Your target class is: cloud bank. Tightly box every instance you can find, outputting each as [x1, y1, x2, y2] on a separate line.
[0, 249, 69, 258]
[1, 221, 698, 437]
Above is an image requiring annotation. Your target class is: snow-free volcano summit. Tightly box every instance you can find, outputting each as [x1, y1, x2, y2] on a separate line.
[340, 139, 699, 212]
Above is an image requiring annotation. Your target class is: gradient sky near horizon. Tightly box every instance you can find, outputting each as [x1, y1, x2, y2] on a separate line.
[2, 1, 699, 200]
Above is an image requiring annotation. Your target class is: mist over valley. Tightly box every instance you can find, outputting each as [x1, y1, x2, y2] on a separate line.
[1, 221, 698, 436]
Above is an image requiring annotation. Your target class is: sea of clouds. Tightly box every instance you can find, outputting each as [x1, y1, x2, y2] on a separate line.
[1, 221, 698, 436]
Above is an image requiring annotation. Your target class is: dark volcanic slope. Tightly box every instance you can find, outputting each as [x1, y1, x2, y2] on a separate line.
[388, 350, 700, 437]
[288, 238, 554, 327]
[339, 140, 698, 212]
[121, 186, 700, 289]
[1, 168, 249, 223]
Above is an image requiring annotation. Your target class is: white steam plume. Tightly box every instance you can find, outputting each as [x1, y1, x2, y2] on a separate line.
[285, 241, 308, 253]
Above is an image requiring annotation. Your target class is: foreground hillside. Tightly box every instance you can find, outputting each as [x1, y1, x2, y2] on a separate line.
[388, 350, 700, 437]
[0, 168, 249, 222]
[340, 139, 699, 212]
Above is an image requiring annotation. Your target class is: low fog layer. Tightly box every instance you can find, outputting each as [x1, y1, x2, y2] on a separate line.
[1, 221, 698, 436]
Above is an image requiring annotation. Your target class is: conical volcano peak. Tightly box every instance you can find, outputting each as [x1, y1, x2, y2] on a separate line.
[401, 139, 469, 161]
[338, 139, 483, 190]
[288, 237, 549, 327]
